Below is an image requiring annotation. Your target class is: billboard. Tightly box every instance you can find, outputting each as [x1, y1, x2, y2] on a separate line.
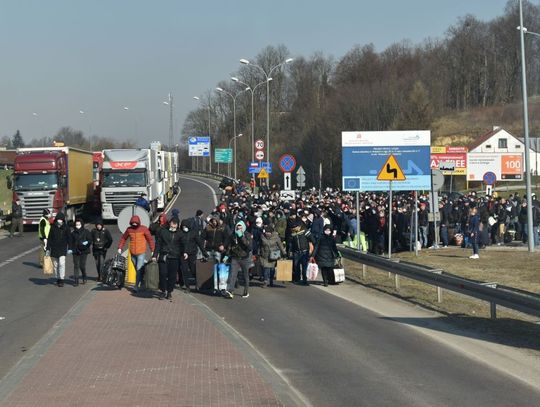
[467, 153, 523, 181]
[342, 131, 431, 191]
[188, 136, 210, 157]
[430, 146, 467, 175]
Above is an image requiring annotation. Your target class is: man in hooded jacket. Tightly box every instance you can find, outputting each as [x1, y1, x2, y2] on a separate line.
[178, 218, 208, 292]
[223, 220, 253, 298]
[70, 218, 92, 285]
[91, 219, 113, 281]
[118, 215, 155, 292]
[46, 212, 71, 287]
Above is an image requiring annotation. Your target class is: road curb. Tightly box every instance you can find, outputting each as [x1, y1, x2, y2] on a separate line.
[185, 293, 313, 407]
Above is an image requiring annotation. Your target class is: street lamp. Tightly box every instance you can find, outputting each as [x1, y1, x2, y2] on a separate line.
[122, 106, 139, 138]
[231, 77, 272, 165]
[228, 133, 243, 178]
[163, 93, 174, 150]
[193, 96, 212, 173]
[239, 57, 293, 165]
[518, 0, 536, 252]
[215, 87, 249, 180]
[79, 110, 93, 150]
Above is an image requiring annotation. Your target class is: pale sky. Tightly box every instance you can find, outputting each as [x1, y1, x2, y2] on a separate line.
[0, 0, 513, 147]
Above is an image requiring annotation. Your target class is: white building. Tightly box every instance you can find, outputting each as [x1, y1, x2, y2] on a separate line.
[468, 126, 540, 175]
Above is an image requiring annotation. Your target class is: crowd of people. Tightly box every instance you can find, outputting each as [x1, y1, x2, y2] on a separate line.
[37, 180, 540, 297]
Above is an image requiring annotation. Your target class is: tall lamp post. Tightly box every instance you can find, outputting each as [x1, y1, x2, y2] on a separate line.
[79, 110, 92, 150]
[231, 77, 272, 164]
[518, 0, 536, 252]
[122, 106, 139, 139]
[239, 57, 293, 166]
[163, 93, 174, 150]
[228, 133, 243, 178]
[193, 96, 212, 173]
[215, 87, 249, 180]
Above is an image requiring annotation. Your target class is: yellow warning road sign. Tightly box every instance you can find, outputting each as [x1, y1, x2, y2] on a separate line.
[258, 168, 269, 179]
[377, 154, 406, 181]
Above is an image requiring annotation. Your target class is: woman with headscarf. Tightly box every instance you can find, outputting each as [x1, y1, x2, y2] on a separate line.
[259, 225, 286, 287]
[311, 225, 340, 286]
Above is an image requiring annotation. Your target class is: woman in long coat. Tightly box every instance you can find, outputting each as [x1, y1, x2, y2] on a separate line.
[311, 225, 339, 286]
[259, 225, 286, 287]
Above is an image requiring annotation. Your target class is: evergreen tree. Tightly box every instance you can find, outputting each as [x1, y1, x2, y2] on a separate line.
[11, 130, 25, 148]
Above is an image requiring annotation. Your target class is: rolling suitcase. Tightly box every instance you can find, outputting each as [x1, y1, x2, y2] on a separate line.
[144, 261, 159, 290]
[214, 263, 229, 293]
[196, 259, 214, 291]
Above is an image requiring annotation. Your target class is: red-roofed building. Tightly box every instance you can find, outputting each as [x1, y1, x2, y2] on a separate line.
[469, 126, 539, 175]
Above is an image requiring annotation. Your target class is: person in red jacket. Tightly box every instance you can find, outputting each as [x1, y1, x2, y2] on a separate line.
[118, 215, 155, 293]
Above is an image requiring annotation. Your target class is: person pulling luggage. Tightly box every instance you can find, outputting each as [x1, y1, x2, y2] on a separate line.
[179, 218, 209, 292]
[223, 220, 253, 299]
[91, 220, 113, 282]
[117, 215, 155, 293]
[154, 217, 182, 300]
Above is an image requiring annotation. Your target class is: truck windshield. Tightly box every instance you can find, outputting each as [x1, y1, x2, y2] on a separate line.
[14, 174, 58, 191]
[102, 171, 147, 187]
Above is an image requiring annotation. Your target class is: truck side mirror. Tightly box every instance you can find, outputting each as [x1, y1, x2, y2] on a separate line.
[6, 176, 12, 190]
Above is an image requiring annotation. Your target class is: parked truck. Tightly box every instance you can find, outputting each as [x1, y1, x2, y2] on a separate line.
[11, 147, 93, 224]
[100, 149, 159, 220]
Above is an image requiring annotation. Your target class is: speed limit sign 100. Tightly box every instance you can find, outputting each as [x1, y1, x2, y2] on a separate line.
[255, 139, 264, 150]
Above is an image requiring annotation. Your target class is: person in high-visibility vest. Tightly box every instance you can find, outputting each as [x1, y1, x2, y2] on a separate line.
[38, 209, 51, 266]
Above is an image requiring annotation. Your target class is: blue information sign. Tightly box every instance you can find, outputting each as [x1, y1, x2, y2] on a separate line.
[342, 131, 431, 191]
[248, 162, 272, 174]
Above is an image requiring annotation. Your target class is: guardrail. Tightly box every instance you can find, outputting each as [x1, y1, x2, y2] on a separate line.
[338, 245, 540, 320]
[179, 170, 235, 183]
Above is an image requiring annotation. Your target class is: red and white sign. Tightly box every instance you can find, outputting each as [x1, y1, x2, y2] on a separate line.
[110, 161, 138, 170]
[255, 139, 265, 150]
[255, 150, 265, 160]
[467, 153, 523, 181]
[430, 146, 467, 175]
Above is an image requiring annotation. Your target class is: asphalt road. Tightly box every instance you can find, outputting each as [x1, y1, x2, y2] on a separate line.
[1, 175, 539, 406]
[178, 175, 540, 407]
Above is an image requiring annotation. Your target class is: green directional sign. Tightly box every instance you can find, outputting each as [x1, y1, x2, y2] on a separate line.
[215, 148, 233, 164]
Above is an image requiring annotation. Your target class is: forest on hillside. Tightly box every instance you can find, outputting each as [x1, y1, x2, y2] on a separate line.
[182, 0, 540, 187]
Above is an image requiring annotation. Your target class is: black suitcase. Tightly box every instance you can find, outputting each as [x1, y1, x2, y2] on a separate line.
[196, 259, 214, 291]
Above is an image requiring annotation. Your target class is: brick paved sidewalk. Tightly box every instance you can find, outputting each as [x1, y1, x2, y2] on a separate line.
[2, 288, 282, 407]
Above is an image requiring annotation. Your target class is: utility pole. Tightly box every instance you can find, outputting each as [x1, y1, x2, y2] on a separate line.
[168, 93, 174, 150]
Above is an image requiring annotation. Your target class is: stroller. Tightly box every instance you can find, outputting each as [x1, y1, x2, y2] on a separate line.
[101, 254, 127, 289]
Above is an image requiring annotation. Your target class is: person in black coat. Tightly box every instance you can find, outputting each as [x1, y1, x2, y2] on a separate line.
[154, 217, 183, 299]
[311, 225, 340, 286]
[178, 218, 208, 292]
[46, 212, 71, 287]
[91, 220, 113, 281]
[70, 218, 92, 285]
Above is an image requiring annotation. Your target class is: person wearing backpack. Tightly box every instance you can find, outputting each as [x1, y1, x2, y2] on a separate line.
[259, 225, 286, 287]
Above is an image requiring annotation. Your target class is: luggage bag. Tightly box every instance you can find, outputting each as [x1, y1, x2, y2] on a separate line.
[144, 261, 159, 290]
[196, 259, 215, 291]
[214, 263, 230, 293]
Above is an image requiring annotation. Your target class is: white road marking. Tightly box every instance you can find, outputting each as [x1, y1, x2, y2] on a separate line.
[0, 247, 40, 270]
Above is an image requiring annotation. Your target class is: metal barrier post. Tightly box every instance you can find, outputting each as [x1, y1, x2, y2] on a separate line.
[362, 264, 367, 279]
[394, 274, 400, 291]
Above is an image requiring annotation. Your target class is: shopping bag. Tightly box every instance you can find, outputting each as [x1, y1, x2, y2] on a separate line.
[333, 268, 345, 283]
[307, 262, 319, 281]
[43, 256, 53, 275]
[275, 259, 293, 282]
